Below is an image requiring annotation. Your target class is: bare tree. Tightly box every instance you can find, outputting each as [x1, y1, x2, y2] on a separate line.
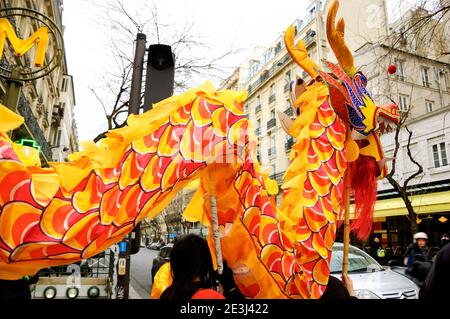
[89, 0, 238, 142]
[354, 1, 450, 237]
[385, 111, 424, 235]
[386, 0, 449, 60]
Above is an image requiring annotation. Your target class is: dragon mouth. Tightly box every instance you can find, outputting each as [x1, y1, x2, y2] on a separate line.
[378, 117, 397, 134]
[377, 102, 399, 134]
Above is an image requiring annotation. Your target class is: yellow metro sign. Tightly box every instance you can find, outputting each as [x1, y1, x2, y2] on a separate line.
[0, 18, 49, 68]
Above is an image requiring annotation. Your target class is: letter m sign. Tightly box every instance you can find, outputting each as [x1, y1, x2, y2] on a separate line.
[0, 18, 49, 67]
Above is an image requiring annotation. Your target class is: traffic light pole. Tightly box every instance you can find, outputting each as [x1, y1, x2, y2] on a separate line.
[116, 33, 147, 300]
[4, 68, 23, 112]
[116, 37, 175, 300]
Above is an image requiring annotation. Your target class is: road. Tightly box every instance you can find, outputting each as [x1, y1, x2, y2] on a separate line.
[129, 247, 158, 299]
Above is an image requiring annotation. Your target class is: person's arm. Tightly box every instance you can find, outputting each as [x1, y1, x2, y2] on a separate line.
[341, 273, 356, 298]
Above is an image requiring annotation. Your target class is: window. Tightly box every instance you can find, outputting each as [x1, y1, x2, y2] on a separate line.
[421, 67, 430, 87]
[432, 142, 448, 168]
[269, 136, 276, 157]
[53, 129, 62, 147]
[269, 84, 276, 103]
[267, 109, 276, 129]
[61, 78, 68, 92]
[285, 70, 291, 82]
[425, 100, 434, 113]
[255, 118, 261, 136]
[270, 109, 275, 119]
[256, 96, 261, 113]
[284, 71, 291, 92]
[270, 84, 275, 96]
[399, 94, 409, 112]
[395, 59, 405, 81]
[251, 61, 260, 76]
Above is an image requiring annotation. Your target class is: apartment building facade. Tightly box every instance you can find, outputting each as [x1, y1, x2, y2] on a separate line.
[222, 0, 388, 196]
[222, 0, 450, 249]
[0, 0, 78, 163]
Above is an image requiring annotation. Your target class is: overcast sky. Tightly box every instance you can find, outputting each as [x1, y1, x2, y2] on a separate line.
[62, 0, 414, 142]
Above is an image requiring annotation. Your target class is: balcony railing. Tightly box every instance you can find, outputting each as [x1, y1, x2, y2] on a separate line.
[246, 33, 315, 96]
[284, 107, 293, 117]
[267, 118, 276, 129]
[246, 53, 291, 96]
[268, 147, 276, 157]
[255, 127, 261, 136]
[268, 94, 276, 104]
[423, 81, 431, 88]
[285, 138, 294, 152]
[269, 171, 285, 185]
[396, 75, 405, 81]
[255, 104, 261, 113]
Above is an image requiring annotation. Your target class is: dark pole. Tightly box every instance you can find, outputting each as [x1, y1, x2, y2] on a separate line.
[128, 33, 147, 115]
[4, 68, 23, 112]
[116, 33, 147, 300]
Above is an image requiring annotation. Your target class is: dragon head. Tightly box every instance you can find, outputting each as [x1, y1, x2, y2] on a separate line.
[280, 0, 399, 179]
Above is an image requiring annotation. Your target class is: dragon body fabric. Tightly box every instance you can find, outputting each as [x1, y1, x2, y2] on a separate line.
[0, 0, 399, 298]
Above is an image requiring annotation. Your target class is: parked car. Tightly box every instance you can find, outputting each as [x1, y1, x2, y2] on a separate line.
[147, 241, 166, 250]
[151, 244, 173, 283]
[330, 243, 419, 299]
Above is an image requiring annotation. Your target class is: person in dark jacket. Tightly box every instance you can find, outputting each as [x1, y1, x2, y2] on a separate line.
[419, 242, 450, 300]
[404, 232, 432, 285]
[440, 233, 449, 248]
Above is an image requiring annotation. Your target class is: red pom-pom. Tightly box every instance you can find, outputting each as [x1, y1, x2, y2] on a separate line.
[388, 64, 397, 74]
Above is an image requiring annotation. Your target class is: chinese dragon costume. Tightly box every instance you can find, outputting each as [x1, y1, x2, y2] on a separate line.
[0, 0, 399, 298]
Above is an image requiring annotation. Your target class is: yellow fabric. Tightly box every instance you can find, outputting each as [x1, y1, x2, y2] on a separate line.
[280, 82, 329, 227]
[151, 262, 173, 299]
[284, 25, 320, 78]
[326, 0, 356, 76]
[12, 144, 41, 167]
[0, 105, 24, 131]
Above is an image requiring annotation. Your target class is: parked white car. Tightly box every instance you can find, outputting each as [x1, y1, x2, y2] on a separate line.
[330, 243, 419, 299]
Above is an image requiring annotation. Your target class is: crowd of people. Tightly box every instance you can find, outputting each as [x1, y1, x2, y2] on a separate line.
[152, 232, 450, 300]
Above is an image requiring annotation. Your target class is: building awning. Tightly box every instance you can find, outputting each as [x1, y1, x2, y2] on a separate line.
[348, 190, 450, 219]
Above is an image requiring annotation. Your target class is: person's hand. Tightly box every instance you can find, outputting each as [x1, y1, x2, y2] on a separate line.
[341, 273, 355, 297]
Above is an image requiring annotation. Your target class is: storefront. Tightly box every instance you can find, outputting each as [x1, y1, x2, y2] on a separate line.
[338, 189, 450, 261]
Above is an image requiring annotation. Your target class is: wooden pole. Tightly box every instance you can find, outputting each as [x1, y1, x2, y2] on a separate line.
[206, 167, 223, 275]
[342, 167, 351, 275]
[210, 194, 223, 275]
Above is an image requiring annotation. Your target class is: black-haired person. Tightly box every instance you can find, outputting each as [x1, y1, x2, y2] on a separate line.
[160, 234, 224, 300]
[320, 273, 357, 300]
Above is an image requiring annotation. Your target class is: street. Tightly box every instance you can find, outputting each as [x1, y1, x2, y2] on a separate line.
[129, 247, 159, 299]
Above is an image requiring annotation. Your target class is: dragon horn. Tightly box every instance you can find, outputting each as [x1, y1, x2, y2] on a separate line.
[326, 0, 357, 76]
[284, 25, 320, 78]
